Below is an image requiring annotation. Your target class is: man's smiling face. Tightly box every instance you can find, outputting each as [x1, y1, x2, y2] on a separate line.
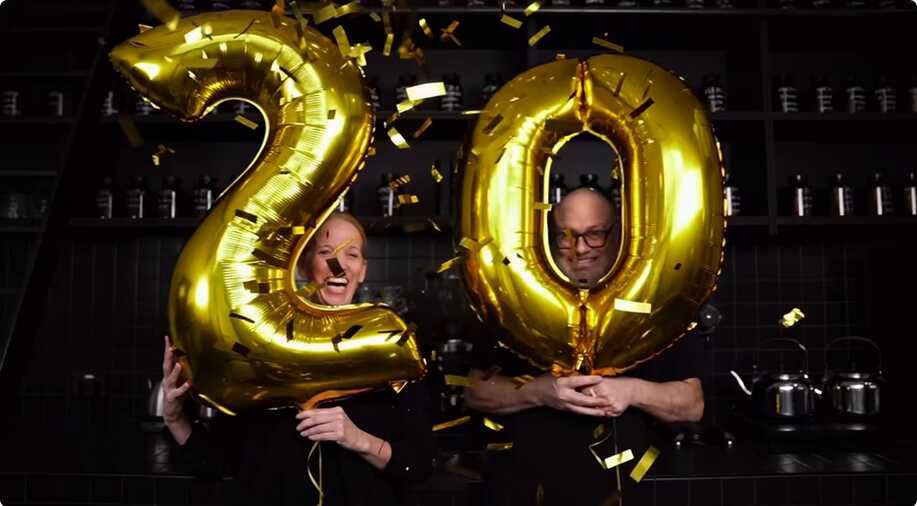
[551, 188, 620, 288]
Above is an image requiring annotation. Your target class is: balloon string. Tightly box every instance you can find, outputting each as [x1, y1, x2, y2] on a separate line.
[307, 440, 324, 506]
[612, 418, 623, 506]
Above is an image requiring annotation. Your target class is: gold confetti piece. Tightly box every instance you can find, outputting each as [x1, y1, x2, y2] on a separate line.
[528, 25, 551, 46]
[385, 111, 400, 126]
[779, 307, 805, 328]
[398, 194, 419, 205]
[555, 53, 566, 60]
[482, 114, 503, 135]
[117, 113, 143, 147]
[436, 256, 462, 274]
[141, 0, 179, 31]
[483, 417, 505, 431]
[629, 97, 655, 119]
[390, 380, 407, 394]
[234, 115, 259, 130]
[459, 237, 478, 251]
[418, 18, 434, 38]
[326, 257, 345, 277]
[312, 3, 338, 24]
[428, 218, 442, 232]
[382, 32, 394, 56]
[444, 374, 472, 387]
[592, 36, 624, 52]
[614, 298, 652, 314]
[439, 20, 461, 46]
[406, 82, 447, 102]
[387, 127, 409, 149]
[412, 117, 433, 138]
[603, 449, 634, 470]
[151, 144, 175, 166]
[396, 99, 419, 113]
[533, 202, 552, 211]
[500, 14, 523, 29]
[348, 43, 371, 66]
[593, 423, 606, 440]
[430, 165, 444, 183]
[332, 25, 351, 57]
[327, 109, 337, 120]
[336, 1, 361, 16]
[184, 26, 204, 44]
[299, 280, 320, 296]
[388, 175, 412, 189]
[369, 12, 381, 22]
[629, 446, 659, 482]
[138, 23, 153, 33]
[270, 2, 285, 28]
[291, 1, 309, 29]
[292, 226, 305, 235]
[433, 415, 471, 432]
[330, 238, 353, 256]
[486, 442, 513, 451]
[524, 1, 542, 15]
[512, 374, 535, 388]
[460, 109, 482, 116]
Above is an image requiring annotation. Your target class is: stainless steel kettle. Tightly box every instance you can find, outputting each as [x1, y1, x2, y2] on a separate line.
[731, 338, 817, 419]
[822, 336, 883, 418]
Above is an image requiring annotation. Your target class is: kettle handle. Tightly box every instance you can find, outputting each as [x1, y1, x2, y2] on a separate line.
[755, 337, 809, 373]
[825, 336, 882, 374]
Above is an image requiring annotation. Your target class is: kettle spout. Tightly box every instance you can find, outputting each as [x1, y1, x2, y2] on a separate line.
[730, 370, 752, 396]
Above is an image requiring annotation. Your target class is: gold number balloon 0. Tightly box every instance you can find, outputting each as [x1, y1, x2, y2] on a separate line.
[456, 54, 725, 375]
[110, 11, 424, 414]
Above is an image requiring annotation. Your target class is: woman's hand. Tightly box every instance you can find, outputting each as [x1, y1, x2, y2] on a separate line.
[295, 406, 377, 454]
[162, 335, 192, 424]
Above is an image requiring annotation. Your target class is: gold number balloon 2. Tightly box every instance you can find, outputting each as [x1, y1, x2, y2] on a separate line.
[110, 11, 424, 414]
[456, 54, 725, 375]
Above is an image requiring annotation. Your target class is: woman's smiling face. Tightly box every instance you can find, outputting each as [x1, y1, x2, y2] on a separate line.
[303, 216, 367, 306]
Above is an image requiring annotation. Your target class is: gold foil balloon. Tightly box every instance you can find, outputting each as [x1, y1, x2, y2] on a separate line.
[456, 54, 725, 375]
[110, 11, 425, 414]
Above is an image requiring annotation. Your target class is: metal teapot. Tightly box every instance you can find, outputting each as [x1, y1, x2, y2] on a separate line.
[731, 338, 817, 419]
[822, 336, 883, 418]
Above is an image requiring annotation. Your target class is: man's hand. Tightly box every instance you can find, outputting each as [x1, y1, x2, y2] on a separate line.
[583, 377, 639, 417]
[527, 374, 611, 417]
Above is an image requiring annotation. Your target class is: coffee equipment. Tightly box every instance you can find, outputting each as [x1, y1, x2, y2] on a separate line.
[731, 338, 817, 419]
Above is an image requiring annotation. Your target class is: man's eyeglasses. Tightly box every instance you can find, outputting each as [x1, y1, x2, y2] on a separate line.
[554, 227, 614, 250]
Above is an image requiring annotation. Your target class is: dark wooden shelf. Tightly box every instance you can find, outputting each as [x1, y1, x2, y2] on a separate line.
[727, 216, 771, 226]
[357, 6, 915, 15]
[771, 112, 917, 121]
[0, 118, 74, 126]
[0, 170, 57, 178]
[0, 72, 90, 79]
[2, 27, 104, 34]
[0, 223, 42, 234]
[67, 216, 451, 235]
[776, 216, 917, 226]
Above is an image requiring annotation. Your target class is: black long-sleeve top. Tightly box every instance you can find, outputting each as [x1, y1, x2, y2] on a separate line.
[179, 381, 434, 506]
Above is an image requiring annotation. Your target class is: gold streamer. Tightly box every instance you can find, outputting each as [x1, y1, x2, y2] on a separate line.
[486, 442, 513, 451]
[433, 415, 471, 432]
[387, 127, 409, 149]
[369, 12, 381, 22]
[483, 417, 505, 431]
[306, 441, 324, 506]
[629, 446, 660, 482]
[398, 194, 419, 205]
[412, 117, 433, 138]
[332, 26, 351, 57]
[436, 256, 462, 274]
[500, 15, 523, 29]
[779, 307, 805, 328]
[528, 25, 551, 46]
[613, 298, 652, 314]
[418, 18, 434, 38]
[396, 99, 419, 113]
[430, 165, 444, 183]
[312, 4, 337, 24]
[336, 1, 361, 16]
[524, 1, 542, 15]
[151, 144, 175, 166]
[603, 449, 634, 470]
[234, 115, 259, 130]
[444, 374, 472, 387]
[592, 37, 624, 53]
[406, 82, 447, 102]
[382, 32, 394, 56]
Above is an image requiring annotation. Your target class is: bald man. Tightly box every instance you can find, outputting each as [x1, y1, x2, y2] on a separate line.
[466, 187, 704, 506]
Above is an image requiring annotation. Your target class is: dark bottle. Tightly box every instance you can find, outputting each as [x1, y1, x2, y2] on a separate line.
[813, 74, 834, 113]
[909, 73, 917, 113]
[192, 175, 216, 217]
[610, 165, 623, 209]
[96, 176, 114, 219]
[549, 172, 567, 204]
[368, 77, 382, 111]
[395, 75, 415, 106]
[378, 172, 397, 217]
[776, 74, 799, 113]
[126, 175, 148, 219]
[874, 75, 897, 113]
[904, 171, 917, 216]
[869, 171, 894, 216]
[724, 173, 741, 216]
[830, 172, 854, 217]
[441, 73, 464, 112]
[844, 74, 866, 113]
[790, 173, 814, 217]
[157, 176, 179, 219]
[579, 173, 601, 192]
[703, 74, 727, 112]
[481, 73, 502, 106]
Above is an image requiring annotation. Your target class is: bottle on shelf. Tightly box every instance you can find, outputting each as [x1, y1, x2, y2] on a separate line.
[869, 171, 894, 216]
[652, 0, 675, 6]
[876, 0, 896, 8]
[609, 166, 622, 210]
[904, 171, 917, 216]
[579, 173, 601, 193]
[378, 172, 397, 217]
[844, 74, 866, 113]
[776, 74, 799, 113]
[845, 0, 867, 8]
[192, 175, 216, 217]
[157, 175, 179, 219]
[790, 173, 814, 217]
[126, 176, 148, 219]
[336, 188, 353, 213]
[441, 73, 463, 112]
[813, 74, 834, 113]
[830, 172, 854, 217]
[811, 0, 832, 8]
[702, 74, 727, 113]
[96, 176, 114, 219]
[1, 90, 20, 117]
[715, 0, 734, 7]
[368, 77, 382, 111]
[874, 75, 897, 113]
[481, 73, 502, 106]
[584, 0, 606, 5]
[47, 90, 66, 117]
[724, 173, 741, 217]
[549, 172, 567, 204]
[395, 75, 416, 106]
[136, 96, 154, 116]
[102, 90, 118, 116]
[778, 0, 796, 9]
[686, 0, 705, 9]
[551, 0, 572, 6]
[908, 74, 917, 113]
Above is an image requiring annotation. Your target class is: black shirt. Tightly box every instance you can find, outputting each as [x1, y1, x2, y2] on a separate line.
[180, 381, 434, 506]
[473, 331, 704, 506]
